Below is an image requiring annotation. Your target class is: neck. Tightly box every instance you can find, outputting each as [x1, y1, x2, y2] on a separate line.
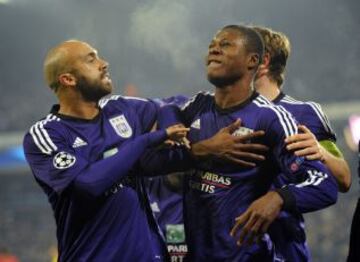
[214, 74, 254, 109]
[254, 75, 281, 101]
[57, 90, 99, 120]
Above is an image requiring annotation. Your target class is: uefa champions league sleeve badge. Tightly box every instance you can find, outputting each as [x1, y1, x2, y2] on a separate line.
[53, 151, 76, 169]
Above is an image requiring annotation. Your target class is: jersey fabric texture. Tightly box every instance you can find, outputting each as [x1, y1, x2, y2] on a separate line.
[173, 91, 338, 262]
[23, 95, 169, 262]
[269, 92, 338, 262]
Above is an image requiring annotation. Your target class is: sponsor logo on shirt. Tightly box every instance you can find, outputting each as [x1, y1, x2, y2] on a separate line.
[109, 115, 133, 138]
[189, 171, 232, 194]
[166, 224, 185, 243]
[167, 244, 188, 262]
[190, 119, 200, 129]
[53, 151, 76, 169]
[72, 137, 87, 148]
[166, 224, 188, 261]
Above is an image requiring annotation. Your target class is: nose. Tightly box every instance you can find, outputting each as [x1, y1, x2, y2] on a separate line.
[209, 43, 221, 55]
[100, 59, 109, 71]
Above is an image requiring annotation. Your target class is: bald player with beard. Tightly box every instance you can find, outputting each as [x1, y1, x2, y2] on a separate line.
[23, 40, 189, 261]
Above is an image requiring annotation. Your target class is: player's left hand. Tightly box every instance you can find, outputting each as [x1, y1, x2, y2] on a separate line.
[285, 125, 325, 161]
[230, 191, 283, 246]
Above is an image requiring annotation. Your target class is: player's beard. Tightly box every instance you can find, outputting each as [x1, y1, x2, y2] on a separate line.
[76, 74, 112, 103]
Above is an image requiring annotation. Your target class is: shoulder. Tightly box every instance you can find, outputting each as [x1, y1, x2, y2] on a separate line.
[99, 94, 157, 112]
[24, 113, 63, 155]
[280, 95, 334, 135]
[252, 95, 298, 137]
[181, 91, 214, 111]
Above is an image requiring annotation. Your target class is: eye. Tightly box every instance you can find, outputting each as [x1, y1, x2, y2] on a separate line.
[220, 41, 231, 47]
[88, 56, 96, 63]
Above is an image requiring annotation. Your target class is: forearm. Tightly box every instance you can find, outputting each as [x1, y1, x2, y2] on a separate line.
[140, 145, 194, 175]
[277, 162, 338, 213]
[73, 130, 167, 198]
[190, 139, 216, 159]
[321, 146, 351, 192]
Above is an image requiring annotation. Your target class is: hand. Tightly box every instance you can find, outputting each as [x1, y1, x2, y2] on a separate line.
[192, 119, 268, 167]
[285, 125, 325, 161]
[230, 191, 283, 246]
[166, 124, 190, 144]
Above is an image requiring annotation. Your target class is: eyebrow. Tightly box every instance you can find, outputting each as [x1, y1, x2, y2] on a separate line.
[85, 50, 98, 59]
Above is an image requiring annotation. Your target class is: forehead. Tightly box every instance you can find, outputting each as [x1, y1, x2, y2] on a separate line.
[65, 42, 98, 60]
[212, 29, 243, 42]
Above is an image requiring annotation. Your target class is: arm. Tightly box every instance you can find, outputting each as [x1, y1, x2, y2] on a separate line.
[230, 105, 338, 245]
[285, 125, 351, 192]
[24, 125, 187, 199]
[158, 100, 269, 167]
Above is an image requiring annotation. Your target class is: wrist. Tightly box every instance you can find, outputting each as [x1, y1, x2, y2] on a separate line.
[274, 187, 296, 212]
[191, 139, 214, 159]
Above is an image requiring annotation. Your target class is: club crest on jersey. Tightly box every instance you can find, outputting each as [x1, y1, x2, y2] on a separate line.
[53, 151, 76, 169]
[109, 115, 132, 138]
[232, 126, 253, 137]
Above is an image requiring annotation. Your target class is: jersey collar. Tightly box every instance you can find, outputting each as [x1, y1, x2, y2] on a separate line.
[50, 104, 101, 123]
[272, 92, 286, 104]
[214, 91, 259, 114]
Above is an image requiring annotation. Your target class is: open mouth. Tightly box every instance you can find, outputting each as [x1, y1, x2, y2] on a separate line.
[207, 59, 222, 68]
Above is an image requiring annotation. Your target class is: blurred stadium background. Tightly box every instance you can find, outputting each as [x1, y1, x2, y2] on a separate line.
[0, 0, 359, 261]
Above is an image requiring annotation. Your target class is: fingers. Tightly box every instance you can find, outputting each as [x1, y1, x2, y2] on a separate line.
[293, 147, 317, 157]
[230, 212, 249, 237]
[181, 137, 191, 149]
[234, 143, 269, 153]
[236, 213, 258, 246]
[297, 125, 311, 134]
[285, 133, 312, 144]
[224, 119, 242, 134]
[234, 130, 265, 141]
[305, 153, 323, 160]
[244, 219, 263, 246]
[286, 138, 315, 151]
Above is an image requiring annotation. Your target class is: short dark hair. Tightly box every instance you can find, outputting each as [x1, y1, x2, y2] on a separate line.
[222, 24, 264, 65]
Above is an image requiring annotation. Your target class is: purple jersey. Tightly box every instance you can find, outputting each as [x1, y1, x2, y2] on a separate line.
[175, 91, 337, 261]
[23, 95, 169, 262]
[268, 92, 337, 262]
[146, 95, 189, 262]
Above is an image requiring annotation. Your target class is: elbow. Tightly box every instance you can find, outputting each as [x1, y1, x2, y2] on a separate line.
[338, 177, 352, 193]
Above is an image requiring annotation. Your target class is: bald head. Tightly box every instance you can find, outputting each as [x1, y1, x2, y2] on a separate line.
[43, 40, 90, 91]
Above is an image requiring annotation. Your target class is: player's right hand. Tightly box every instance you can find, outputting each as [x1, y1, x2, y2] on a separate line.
[165, 124, 190, 144]
[192, 119, 269, 167]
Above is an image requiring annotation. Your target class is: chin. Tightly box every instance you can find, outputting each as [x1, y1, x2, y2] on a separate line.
[207, 74, 239, 88]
